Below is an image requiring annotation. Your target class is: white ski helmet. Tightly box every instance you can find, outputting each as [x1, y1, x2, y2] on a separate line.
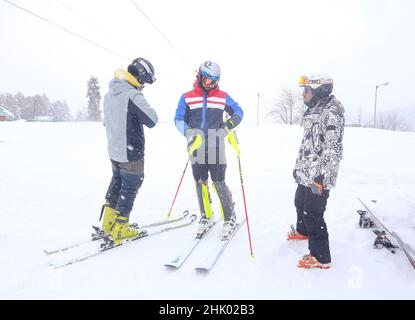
[298, 74, 334, 96]
[197, 61, 221, 87]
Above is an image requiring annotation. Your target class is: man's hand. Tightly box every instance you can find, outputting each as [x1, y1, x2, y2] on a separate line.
[310, 175, 324, 196]
[223, 119, 236, 135]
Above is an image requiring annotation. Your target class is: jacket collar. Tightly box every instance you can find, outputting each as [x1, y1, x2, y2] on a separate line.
[193, 80, 220, 96]
[114, 69, 144, 89]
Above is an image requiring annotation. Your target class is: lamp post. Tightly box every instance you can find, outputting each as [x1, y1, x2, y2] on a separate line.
[374, 82, 389, 128]
[256, 93, 260, 127]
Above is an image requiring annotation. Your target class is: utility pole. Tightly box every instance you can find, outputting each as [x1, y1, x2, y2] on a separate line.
[374, 82, 389, 128]
[257, 93, 260, 127]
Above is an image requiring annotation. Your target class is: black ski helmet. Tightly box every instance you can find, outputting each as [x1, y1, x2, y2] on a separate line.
[128, 57, 156, 85]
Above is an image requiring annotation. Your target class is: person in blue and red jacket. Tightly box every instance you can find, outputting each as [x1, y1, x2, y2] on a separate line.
[174, 61, 244, 240]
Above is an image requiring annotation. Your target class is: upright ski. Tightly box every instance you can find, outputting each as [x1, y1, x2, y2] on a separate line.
[357, 197, 415, 271]
[50, 214, 197, 269]
[195, 219, 246, 272]
[44, 210, 191, 255]
[391, 232, 415, 270]
[164, 219, 220, 269]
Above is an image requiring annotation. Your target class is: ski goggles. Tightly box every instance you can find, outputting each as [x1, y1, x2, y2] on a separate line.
[299, 75, 321, 87]
[201, 70, 220, 82]
[298, 75, 333, 88]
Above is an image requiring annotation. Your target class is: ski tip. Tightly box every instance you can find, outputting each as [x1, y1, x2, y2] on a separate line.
[195, 267, 209, 273]
[164, 264, 179, 269]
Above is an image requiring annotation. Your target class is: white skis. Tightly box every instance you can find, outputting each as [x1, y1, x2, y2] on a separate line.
[195, 219, 246, 272]
[164, 219, 220, 269]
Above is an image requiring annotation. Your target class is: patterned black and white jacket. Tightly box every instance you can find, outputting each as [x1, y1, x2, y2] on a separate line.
[294, 95, 345, 189]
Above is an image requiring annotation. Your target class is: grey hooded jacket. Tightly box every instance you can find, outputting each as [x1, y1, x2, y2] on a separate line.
[294, 95, 345, 189]
[103, 78, 158, 162]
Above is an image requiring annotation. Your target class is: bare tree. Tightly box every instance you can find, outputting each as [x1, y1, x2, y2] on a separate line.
[268, 87, 304, 125]
[377, 111, 413, 132]
[355, 105, 363, 127]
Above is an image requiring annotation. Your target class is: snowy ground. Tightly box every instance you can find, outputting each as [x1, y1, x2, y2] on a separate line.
[1, 121, 415, 299]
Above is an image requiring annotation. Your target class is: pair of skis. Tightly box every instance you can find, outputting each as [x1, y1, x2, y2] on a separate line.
[46, 211, 197, 269]
[165, 219, 246, 272]
[44, 210, 192, 255]
[357, 198, 415, 270]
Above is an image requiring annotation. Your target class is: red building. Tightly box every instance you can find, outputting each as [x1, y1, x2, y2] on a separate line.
[0, 106, 14, 121]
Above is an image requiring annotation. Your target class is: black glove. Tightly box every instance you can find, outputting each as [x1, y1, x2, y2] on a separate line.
[225, 119, 236, 130]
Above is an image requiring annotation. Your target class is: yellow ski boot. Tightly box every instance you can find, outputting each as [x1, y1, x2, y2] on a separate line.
[111, 216, 139, 245]
[101, 203, 118, 235]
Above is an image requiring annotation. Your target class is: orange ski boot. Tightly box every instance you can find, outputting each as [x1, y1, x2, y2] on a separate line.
[297, 254, 331, 269]
[287, 225, 309, 240]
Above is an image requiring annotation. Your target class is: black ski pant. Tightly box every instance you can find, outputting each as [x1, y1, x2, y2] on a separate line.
[191, 148, 235, 221]
[294, 184, 331, 264]
[191, 147, 226, 183]
[105, 159, 144, 220]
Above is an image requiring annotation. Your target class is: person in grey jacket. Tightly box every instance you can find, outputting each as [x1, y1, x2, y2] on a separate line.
[100, 57, 158, 244]
[288, 74, 345, 269]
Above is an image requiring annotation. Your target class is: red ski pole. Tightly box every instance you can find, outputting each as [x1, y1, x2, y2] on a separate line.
[167, 160, 189, 218]
[228, 130, 254, 256]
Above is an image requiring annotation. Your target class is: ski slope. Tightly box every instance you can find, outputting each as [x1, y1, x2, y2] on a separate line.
[1, 121, 415, 299]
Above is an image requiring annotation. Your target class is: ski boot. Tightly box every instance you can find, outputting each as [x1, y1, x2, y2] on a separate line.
[195, 180, 214, 238]
[297, 254, 331, 269]
[287, 225, 309, 240]
[196, 215, 215, 238]
[111, 216, 139, 245]
[373, 230, 398, 253]
[357, 210, 375, 228]
[221, 215, 237, 241]
[100, 202, 118, 235]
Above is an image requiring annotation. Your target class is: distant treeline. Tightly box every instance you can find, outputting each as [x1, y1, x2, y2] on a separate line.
[0, 92, 72, 121]
[0, 77, 102, 122]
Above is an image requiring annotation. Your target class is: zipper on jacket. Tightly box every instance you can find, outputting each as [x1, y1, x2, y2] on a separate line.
[200, 92, 207, 129]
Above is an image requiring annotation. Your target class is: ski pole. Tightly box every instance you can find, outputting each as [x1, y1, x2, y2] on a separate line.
[228, 130, 255, 257]
[167, 160, 189, 218]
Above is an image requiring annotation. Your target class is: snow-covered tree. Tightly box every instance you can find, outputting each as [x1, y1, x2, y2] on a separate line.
[86, 76, 102, 122]
[51, 100, 72, 121]
[75, 109, 87, 122]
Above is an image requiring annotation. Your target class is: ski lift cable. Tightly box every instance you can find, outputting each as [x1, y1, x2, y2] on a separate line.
[54, 0, 137, 54]
[2, 0, 129, 61]
[129, 0, 194, 71]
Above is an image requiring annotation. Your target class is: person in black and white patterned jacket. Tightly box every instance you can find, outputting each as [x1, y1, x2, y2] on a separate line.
[288, 74, 345, 270]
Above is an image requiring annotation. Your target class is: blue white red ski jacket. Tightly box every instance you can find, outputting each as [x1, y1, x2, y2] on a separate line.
[174, 81, 244, 136]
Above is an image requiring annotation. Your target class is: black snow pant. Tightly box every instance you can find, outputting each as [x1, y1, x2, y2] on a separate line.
[105, 159, 144, 220]
[191, 148, 235, 221]
[294, 184, 331, 264]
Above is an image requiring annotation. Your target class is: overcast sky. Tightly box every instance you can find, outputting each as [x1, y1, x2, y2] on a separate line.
[1, 0, 415, 125]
